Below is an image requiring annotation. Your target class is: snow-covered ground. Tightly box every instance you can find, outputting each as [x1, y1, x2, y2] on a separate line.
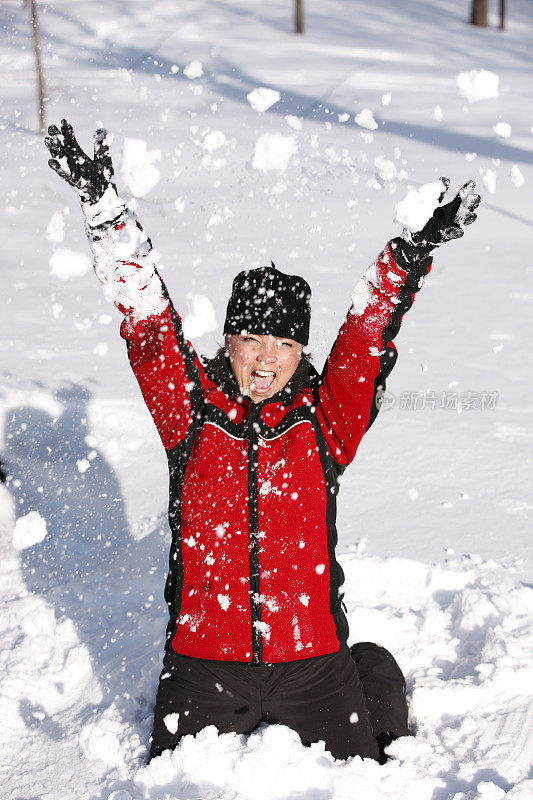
[1, 1, 532, 798]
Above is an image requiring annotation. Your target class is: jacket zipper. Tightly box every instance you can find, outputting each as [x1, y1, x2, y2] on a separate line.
[246, 402, 263, 664]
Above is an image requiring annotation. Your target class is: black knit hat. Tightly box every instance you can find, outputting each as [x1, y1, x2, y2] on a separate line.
[223, 264, 311, 345]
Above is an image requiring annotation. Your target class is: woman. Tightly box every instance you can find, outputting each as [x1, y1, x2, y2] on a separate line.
[45, 120, 480, 762]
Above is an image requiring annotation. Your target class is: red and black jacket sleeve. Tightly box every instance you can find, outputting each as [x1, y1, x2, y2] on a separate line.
[315, 239, 432, 466]
[120, 289, 208, 450]
[84, 198, 208, 451]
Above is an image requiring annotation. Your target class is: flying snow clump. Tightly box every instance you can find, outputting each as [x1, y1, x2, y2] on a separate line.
[184, 60, 203, 79]
[285, 115, 302, 131]
[49, 248, 92, 280]
[479, 168, 497, 194]
[511, 165, 525, 188]
[12, 511, 48, 551]
[394, 179, 447, 231]
[252, 134, 297, 172]
[247, 87, 280, 113]
[375, 155, 397, 182]
[456, 69, 499, 103]
[120, 138, 161, 197]
[182, 293, 217, 339]
[164, 713, 180, 734]
[493, 121, 511, 138]
[354, 108, 378, 130]
[46, 210, 65, 243]
[202, 130, 227, 153]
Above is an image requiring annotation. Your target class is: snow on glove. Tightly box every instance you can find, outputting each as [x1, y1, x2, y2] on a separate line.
[45, 119, 126, 231]
[406, 178, 480, 251]
[392, 179, 481, 272]
[45, 119, 115, 203]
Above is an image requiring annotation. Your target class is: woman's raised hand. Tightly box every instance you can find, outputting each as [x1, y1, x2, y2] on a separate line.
[45, 119, 115, 204]
[408, 179, 481, 251]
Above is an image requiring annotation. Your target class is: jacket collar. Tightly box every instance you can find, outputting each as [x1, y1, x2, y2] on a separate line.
[204, 351, 318, 408]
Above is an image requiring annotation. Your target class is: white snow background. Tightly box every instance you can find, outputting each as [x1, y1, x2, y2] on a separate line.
[1, 1, 532, 798]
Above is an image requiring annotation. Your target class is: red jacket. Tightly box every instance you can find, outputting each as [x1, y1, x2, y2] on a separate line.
[113, 239, 431, 664]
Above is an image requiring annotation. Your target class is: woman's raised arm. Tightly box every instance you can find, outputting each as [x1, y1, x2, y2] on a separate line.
[315, 180, 480, 466]
[45, 120, 207, 451]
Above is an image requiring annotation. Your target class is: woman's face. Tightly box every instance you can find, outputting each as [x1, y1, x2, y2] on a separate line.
[226, 333, 303, 404]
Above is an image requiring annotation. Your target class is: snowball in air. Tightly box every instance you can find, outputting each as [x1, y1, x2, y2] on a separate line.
[184, 60, 203, 79]
[46, 211, 65, 243]
[492, 121, 511, 139]
[12, 511, 48, 550]
[252, 134, 297, 172]
[394, 179, 447, 232]
[479, 168, 496, 194]
[354, 108, 378, 130]
[49, 248, 92, 280]
[456, 69, 499, 103]
[511, 165, 525, 188]
[120, 138, 161, 197]
[202, 130, 227, 153]
[182, 293, 217, 339]
[247, 87, 280, 113]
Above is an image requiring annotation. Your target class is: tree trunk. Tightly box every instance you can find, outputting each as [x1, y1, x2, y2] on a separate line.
[28, 0, 47, 134]
[295, 0, 303, 34]
[471, 0, 488, 27]
[500, 0, 506, 29]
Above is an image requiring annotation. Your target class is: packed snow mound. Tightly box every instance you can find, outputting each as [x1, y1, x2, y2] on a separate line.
[456, 69, 499, 103]
[42, 550, 528, 800]
[49, 247, 92, 280]
[2, 425, 531, 800]
[246, 87, 281, 113]
[182, 293, 217, 339]
[394, 179, 446, 231]
[120, 138, 161, 197]
[252, 134, 297, 172]
[12, 511, 47, 550]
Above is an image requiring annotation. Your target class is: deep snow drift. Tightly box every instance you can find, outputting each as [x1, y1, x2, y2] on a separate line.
[1, 0, 532, 798]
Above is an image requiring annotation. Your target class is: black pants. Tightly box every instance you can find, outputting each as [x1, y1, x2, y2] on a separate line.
[149, 642, 408, 762]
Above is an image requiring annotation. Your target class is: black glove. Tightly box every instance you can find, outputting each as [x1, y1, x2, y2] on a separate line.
[409, 178, 481, 251]
[45, 119, 115, 204]
[392, 179, 481, 272]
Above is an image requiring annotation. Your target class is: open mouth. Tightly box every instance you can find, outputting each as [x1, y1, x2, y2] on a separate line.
[250, 369, 276, 394]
